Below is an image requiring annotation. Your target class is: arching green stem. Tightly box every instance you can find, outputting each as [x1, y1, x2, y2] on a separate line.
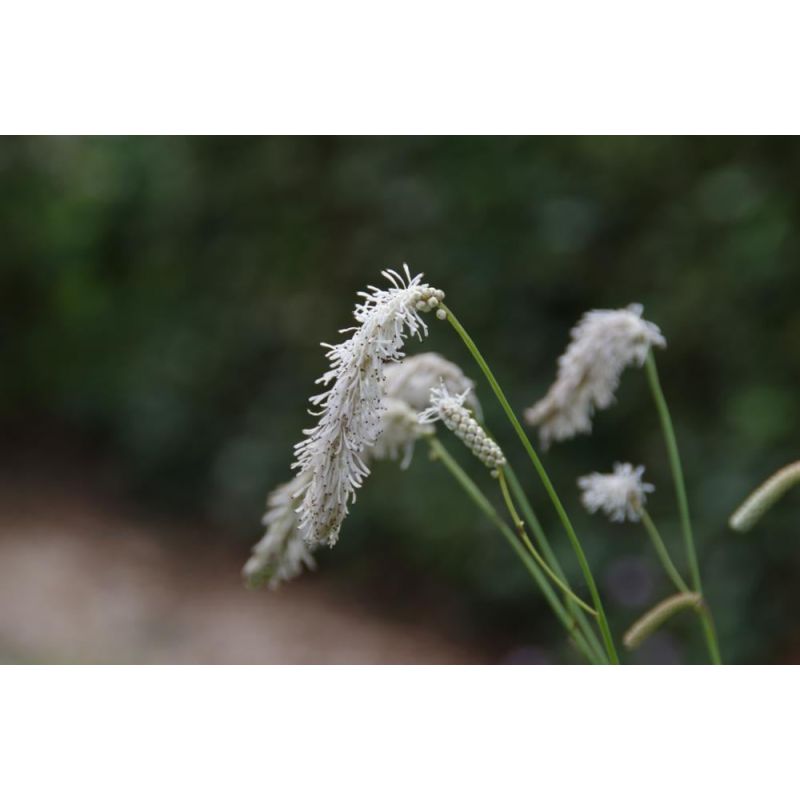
[428, 436, 599, 663]
[639, 509, 690, 594]
[503, 463, 608, 663]
[644, 352, 722, 665]
[441, 304, 619, 664]
[498, 469, 597, 618]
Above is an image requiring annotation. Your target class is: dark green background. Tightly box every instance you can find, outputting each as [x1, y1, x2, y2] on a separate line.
[2, 136, 798, 663]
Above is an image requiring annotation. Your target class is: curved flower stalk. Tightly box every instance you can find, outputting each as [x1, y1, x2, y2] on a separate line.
[243, 473, 317, 589]
[525, 304, 666, 448]
[292, 266, 444, 547]
[419, 383, 594, 613]
[440, 304, 620, 663]
[578, 463, 654, 523]
[623, 592, 703, 650]
[419, 383, 506, 472]
[729, 461, 800, 532]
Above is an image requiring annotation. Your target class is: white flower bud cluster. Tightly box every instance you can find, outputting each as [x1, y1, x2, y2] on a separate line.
[420, 383, 506, 471]
[414, 287, 445, 314]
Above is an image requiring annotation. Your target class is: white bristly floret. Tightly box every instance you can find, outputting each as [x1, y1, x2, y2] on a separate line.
[384, 352, 481, 418]
[292, 265, 445, 546]
[368, 397, 434, 470]
[525, 304, 666, 448]
[370, 353, 480, 469]
[419, 383, 505, 471]
[578, 463, 654, 523]
[243, 473, 317, 588]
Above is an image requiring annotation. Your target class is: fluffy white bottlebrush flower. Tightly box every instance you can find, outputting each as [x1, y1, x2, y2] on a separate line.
[369, 353, 481, 469]
[244, 400, 426, 589]
[243, 473, 317, 589]
[244, 352, 478, 588]
[292, 265, 444, 547]
[525, 303, 666, 448]
[384, 352, 481, 418]
[578, 463, 655, 523]
[419, 383, 506, 471]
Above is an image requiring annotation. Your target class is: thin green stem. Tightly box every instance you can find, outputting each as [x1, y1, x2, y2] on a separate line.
[428, 436, 599, 663]
[645, 351, 722, 665]
[639, 509, 690, 594]
[503, 463, 608, 663]
[498, 469, 598, 618]
[442, 304, 619, 664]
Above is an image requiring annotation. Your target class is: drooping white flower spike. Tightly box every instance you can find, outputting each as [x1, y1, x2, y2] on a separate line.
[525, 304, 666, 448]
[243, 473, 317, 588]
[420, 382, 506, 473]
[578, 462, 654, 523]
[244, 351, 481, 588]
[292, 265, 445, 547]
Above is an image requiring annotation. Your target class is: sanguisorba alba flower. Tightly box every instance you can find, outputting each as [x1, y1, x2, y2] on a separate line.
[419, 383, 506, 472]
[525, 304, 666, 448]
[292, 265, 444, 547]
[578, 463, 654, 523]
[243, 473, 316, 588]
[244, 352, 479, 588]
[384, 352, 481, 418]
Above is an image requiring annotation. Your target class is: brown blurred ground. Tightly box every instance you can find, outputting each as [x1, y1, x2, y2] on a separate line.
[0, 473, 484, 664]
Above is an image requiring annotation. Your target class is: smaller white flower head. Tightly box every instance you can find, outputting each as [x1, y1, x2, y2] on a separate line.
[384, 353, 481, 418]
[243, 473, 317, 589]
[369, 353, 480, 470]
[578, 463, 654, 523]
[525, 304, 666, 448]
[420, 383, 505, 470]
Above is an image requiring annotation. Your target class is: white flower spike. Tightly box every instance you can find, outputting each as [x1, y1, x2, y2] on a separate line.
[292, 265, 444, 546]
[244, 352, 481, 588]
[243, 473, 317, 588]
[578, 463, 654, 523]
[525, 304, 666, 448]
[420, 382, 506, 471]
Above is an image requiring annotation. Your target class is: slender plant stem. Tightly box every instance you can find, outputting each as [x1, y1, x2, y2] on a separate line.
[698, 610, 722, 666]
[640, 509, 690, 594]
[441, 304, 620, 664]
[644, 351, 722, 665]
[503, 464, 608, 663]
[428, 436, 599, 663]
[498, 469, 597, 617]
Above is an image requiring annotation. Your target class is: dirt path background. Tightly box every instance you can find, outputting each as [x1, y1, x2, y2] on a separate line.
[0, 476, 486, 664]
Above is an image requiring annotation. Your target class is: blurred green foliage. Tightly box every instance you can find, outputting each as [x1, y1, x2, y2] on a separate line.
[2, 136, 799, 663]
